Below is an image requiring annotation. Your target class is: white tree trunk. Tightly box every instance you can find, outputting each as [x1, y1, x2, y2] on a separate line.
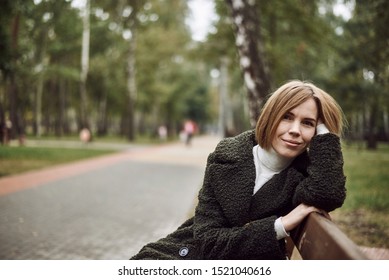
[225, 0, 271, 127]
[79, 0, 90, 129]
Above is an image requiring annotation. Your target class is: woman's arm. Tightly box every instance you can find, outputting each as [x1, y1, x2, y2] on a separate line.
[292, 133, 346, 212]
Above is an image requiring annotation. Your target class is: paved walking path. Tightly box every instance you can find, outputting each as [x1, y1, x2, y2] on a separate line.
[0, 135, 221, 260]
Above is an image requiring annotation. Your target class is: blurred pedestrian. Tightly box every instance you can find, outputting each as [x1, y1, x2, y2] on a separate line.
[183, 119, 196, 146]
[158, 125, 167, 141]
[4, 118, 12, 145]
[79, 128, 91, 144]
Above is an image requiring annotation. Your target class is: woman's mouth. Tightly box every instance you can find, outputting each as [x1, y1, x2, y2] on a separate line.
[282, 139, 302, 147]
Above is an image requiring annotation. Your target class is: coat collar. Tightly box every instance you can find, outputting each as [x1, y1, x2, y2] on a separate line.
[210, 131, 257, 225]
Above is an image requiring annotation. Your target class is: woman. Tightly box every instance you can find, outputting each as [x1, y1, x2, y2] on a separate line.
[131, 80, 346, 260]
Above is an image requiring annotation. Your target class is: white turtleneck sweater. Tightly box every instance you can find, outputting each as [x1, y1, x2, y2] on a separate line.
[253, 123, 329, 240]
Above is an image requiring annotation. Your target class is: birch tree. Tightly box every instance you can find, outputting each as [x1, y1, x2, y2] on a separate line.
[122, 1, 139, 141]
[225, 0, 271, 127]
[79, 0, 91, 129]
[34, 12, 50, 138]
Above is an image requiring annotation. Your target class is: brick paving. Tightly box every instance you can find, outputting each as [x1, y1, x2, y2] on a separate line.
[0, 135, 220, 260]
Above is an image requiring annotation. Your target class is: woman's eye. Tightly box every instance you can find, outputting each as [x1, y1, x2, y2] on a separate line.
[283, 113, 293, 120]
[302, 120, 315, 127]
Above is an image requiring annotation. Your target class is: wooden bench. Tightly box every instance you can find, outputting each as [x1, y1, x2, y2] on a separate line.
[287, 212, 368, 260]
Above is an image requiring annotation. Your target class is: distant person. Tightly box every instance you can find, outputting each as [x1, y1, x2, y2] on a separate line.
[158, 125, 168, 141]
[183, 119, 196, 146]
[0, 110, 4, 145]
[4, 118, 12, 145]
[79, 128, 91, 143]
[131, 80, 346, 260]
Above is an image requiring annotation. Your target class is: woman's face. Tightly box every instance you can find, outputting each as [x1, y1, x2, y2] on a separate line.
[272, 98, 318, 159]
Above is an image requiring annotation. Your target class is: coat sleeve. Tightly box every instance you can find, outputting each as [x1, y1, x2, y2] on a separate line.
[192, 152, 286, 260]
[292, 133, 347, 212]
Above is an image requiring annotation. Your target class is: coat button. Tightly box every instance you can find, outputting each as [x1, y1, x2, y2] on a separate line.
[179, 247, 189, 257]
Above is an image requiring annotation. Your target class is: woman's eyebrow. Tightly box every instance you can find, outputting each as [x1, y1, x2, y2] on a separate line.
[287, 111, 317, 122]
[285, 111, 317, 122]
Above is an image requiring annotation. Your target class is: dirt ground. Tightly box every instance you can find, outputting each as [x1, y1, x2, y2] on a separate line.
[331, 208, 389, 249]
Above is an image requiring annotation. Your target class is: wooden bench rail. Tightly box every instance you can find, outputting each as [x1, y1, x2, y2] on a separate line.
[290, 212, 368, 260]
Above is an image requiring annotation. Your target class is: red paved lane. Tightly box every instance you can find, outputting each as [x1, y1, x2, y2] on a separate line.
[0, 149, 144, 196]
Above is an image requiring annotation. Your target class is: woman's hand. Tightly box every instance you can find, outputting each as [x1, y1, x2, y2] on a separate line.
[316, 119, 330, 135]
[281, 203, 328, 232]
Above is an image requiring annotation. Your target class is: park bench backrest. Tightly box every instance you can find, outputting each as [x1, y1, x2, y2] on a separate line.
[289, 212, 368, 260]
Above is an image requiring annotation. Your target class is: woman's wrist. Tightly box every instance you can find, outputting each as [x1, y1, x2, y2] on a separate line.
[274, 217, 290, 240]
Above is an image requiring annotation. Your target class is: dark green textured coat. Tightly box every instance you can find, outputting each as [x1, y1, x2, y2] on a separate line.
[130, 130, 346, 260]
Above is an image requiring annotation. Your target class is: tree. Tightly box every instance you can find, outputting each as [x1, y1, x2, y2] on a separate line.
[79, 0, 91, 130]
[134, 0, 195, 136]
[96, 0, 142, 140]
[340, 0, 389, 148]
[122, 0, 140, 141]
[28, 0, 81, 137]
[0, 0, 33, 143]
[225, 0, 271, 127]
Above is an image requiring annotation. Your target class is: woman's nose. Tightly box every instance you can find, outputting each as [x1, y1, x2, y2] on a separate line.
[288, 121, 301, 136]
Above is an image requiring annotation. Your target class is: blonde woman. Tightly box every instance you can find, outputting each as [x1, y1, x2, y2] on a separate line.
[131, 80, 346, 260]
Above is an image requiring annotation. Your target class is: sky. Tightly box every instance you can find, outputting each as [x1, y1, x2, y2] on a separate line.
[332, 1, 354, 21]
[186, 0, 216, 41]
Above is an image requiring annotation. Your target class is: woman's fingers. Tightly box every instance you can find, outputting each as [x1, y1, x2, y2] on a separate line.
[315, 209, 332, 220]
[281, 204, 331, 231]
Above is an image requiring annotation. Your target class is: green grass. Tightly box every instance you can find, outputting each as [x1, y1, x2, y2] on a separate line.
[0, 146, 117, 177]
[342, 142, 389, 212]
[0, 133, 170, 178]
[26, 133, 172, 145]
[330, 142, 389, 249]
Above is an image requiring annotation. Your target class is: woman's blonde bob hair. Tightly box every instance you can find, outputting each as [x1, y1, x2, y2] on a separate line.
[255, 80, 345, 149]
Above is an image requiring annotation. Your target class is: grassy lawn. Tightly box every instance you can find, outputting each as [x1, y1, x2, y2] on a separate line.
[0, 146, 117, 177]
[0, 133, 167, 177]
[331, 142, 389, 249]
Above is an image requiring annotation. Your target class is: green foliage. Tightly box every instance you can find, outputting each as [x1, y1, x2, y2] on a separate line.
[1, 0, 387, 145]
[329, 0, 389, 144]
[260, 0, 334, 86]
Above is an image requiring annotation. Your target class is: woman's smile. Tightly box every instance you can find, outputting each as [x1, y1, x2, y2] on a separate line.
[281, 139, 302, 147]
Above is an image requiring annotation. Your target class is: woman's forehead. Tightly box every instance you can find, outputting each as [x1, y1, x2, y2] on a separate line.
[288, 98, 318, 119]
